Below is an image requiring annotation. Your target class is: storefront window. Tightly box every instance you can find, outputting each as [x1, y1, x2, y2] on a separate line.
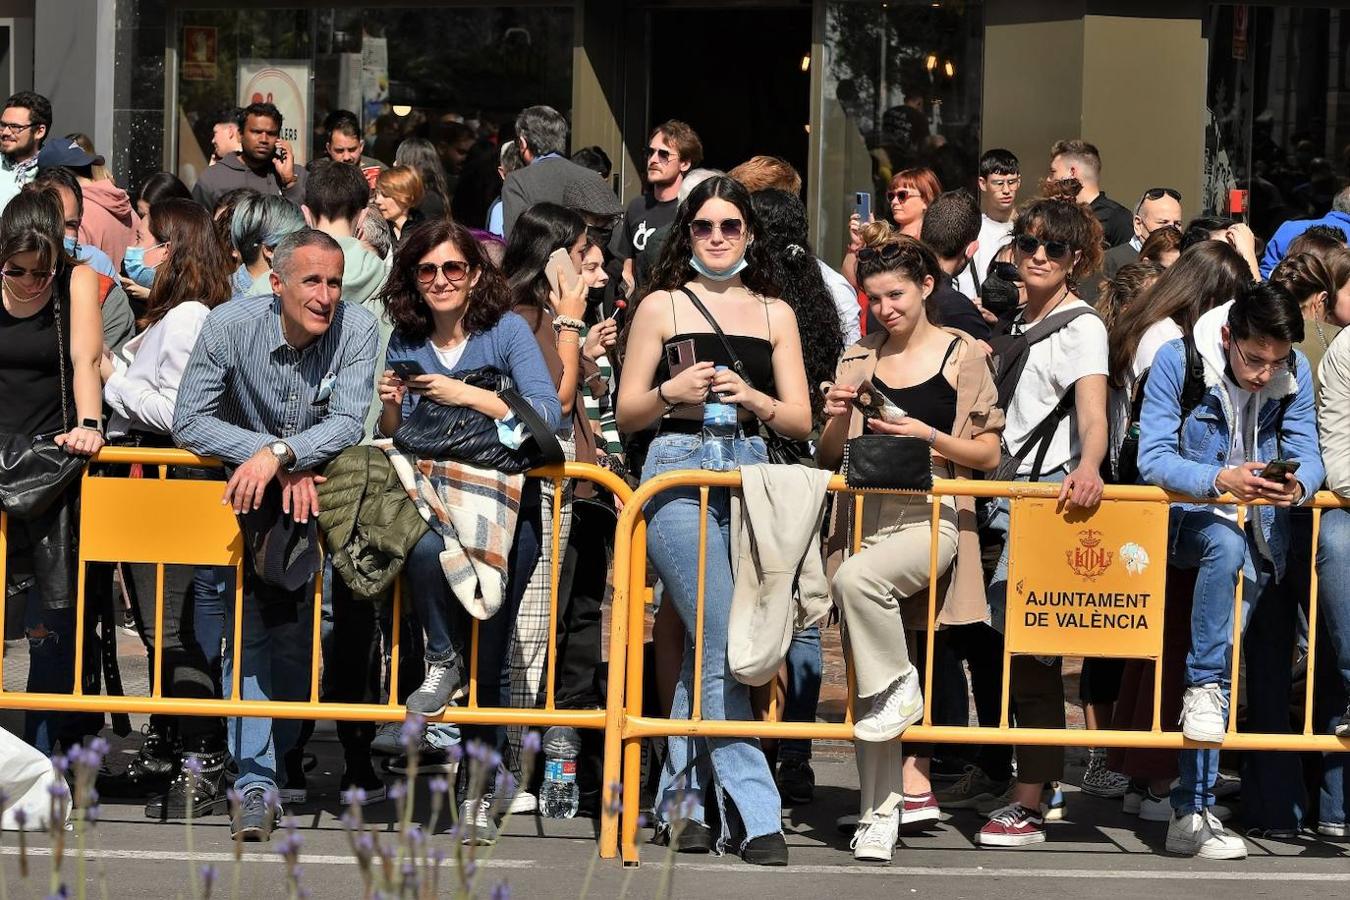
[173, 6, 572, 223]
[1206, 5, 1350, 239]
[817, 0, 984, 264]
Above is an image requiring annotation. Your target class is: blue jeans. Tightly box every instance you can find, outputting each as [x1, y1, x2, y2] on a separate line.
[22, 590, 75, 755]
[221, 579, 314, 794]
[643, 433, 782, 847]
[192, 567, 229, 668]
[1313, 508, 1350, 699]
[1168, 507, 1265, 813]
[779, 626, 821, 761]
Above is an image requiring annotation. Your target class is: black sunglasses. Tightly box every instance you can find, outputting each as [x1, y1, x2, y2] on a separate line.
[689, 218, 744, 241]
[886, 188, 920, 203]
[1013, 234, 1073, 261]
[1142, 187, 1182, 203]
[1, 266, 54, 280]
[856, 242, 906, 263]
[647, 146, 674, 163]
[414, 260, 472, 285]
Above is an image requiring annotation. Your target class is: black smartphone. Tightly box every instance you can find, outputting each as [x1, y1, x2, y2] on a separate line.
[1260, 459, 1301, 481]
[391, 360, 426, 381]
[273, 145, 288, 162]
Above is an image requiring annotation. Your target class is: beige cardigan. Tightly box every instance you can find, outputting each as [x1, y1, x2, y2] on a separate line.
[823, 326, 1004, 626]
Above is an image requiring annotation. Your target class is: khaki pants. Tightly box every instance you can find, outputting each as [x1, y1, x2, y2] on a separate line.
[833, 495, 958, 700]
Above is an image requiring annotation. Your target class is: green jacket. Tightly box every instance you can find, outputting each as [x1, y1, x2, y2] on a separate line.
[317, 446, 427, 600]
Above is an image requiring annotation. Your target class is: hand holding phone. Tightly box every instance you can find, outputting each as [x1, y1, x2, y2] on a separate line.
[1259, 459, 1300, 481]
[545, 247, 581, 295]
[851, 378, 906, 423]
[391, 360, 427, 381]
[854, 191, 872, 225]
[665, 338, 697, 377]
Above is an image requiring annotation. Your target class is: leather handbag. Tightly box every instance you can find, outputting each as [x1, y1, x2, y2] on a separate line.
[392, 366, 565, 473]
[676, 287, 812, 465]
[842, 434, 933, 491]
[0, 286, 86, 520]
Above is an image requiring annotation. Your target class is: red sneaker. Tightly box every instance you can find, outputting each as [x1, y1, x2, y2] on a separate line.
[976, 803, 1046, 847]
[899, 791, 940, 825]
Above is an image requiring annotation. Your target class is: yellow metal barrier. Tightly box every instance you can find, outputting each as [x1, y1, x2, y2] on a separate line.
[0, 449, 634, 839]
[602, 471, 1350, 865]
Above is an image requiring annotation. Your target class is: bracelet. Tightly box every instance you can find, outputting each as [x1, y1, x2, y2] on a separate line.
[927, 426, 938, 446]
[657, 381, 677, 411]
[552, 315, 586, 333]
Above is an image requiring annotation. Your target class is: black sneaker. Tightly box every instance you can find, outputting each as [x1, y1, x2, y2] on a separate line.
[230, 787, 278, 842]
[652, 821, 714, 853]
[145, 751, 229, 820]
[405, 658, 466, 718]
[740, 832, 788, 866]
[338, 766, 388, 807]
[1336, 703, 1350, 737]
[775, 757, 815, 805]
[386, 743, 459, 776]
[98, 724, 178, 799]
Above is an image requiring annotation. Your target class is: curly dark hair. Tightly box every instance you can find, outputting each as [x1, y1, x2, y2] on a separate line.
[1013, 195, 1104, 286]
[379, 218, 512, 342]
[750, 189, 843, 423]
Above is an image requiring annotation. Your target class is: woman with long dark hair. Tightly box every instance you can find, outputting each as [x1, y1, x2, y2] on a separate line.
[616, 175, 812, 865]
[0, 187, 105, 754]
[379, 218, 561, 837]
[134, 172, 192, 219]
[99, 197, 236, 814]
[394, 137, 452, 221]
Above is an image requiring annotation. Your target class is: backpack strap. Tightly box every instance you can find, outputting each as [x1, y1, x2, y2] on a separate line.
[1019, 305, 1099, 345]
[1177, 332, 1206, 424]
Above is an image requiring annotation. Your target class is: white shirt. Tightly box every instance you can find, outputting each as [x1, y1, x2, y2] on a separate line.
[972, 214, 1015, 289]
[1108, 317, 1183, 467]
[104, 302, 212, 437]
[817, 259, 861, 350]
[433, 340, 469, 371]
[1003, 299, 1109, 475]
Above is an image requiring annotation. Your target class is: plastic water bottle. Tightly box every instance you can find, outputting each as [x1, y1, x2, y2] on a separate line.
[700, 365, 738, 472]
[539, 726, 580, 819]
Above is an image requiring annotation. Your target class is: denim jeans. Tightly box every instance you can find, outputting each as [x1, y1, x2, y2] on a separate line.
[1168, 507, 1266, 813]
[192, 567, 230, 668]
[778, 626, 821, 761]
[643, 432, 782, 847]
[1313, 508, 1350, 698]
[22, 590, 75, 755]
[221, 576, 314, 794]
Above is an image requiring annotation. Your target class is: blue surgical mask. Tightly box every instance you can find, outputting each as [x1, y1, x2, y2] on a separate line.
[689, 252, 749, 282]
[123, 243, 162, 289]
[63, 235, 80, 256]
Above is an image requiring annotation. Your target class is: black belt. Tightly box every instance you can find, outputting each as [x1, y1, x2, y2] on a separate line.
[658, 418, 763, 437]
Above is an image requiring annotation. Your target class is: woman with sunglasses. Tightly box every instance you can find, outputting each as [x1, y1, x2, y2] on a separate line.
[977, 194, 1110, 848]
[817, 236, 1002, 862]
[378, 219, 562, 823]
[844, 167, 942, 290]
[0, 187, 105, 754]
[616, 175, 812, 865]
[99, 197, 235, 812]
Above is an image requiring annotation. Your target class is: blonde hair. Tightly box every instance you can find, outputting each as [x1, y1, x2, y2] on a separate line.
[376, 165, 425, 210]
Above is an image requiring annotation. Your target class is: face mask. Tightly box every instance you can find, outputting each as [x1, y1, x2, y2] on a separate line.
[689, 252, 749, 282]
[63, 235, 80, 256]
[586, 284, 607, 307]
[123, 244, 161, 289]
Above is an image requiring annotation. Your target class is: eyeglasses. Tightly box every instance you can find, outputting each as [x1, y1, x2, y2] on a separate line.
[0, 121, 36, 134]
[689, 218, 744, 241]
[886, 189, 920, 203]
[1013, 234, 1073, 261]
[984, 176, 1021, 190]
[1231, 340, 1291, 375]
[1, 266, 54, 280]
[647, 146, 674, 163]
[856, 242, 906, 263]
[414, 260, 472, 285]
[1142, 187, 1182, 203]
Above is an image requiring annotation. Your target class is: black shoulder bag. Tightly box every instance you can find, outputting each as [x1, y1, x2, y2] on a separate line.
[392, 367, 565, 473]
[676, 286, 811, 465]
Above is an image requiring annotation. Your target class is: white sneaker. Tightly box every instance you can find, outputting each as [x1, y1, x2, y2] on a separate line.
[1166, 809, 1247, 859]
[851, 813, 899, 862]
[1122, 786, 1144, 816]
[1317, 821, 1347, 838]
[506, 791, 537, 815]
[1141, 790, 1232, 823]
[1181, 684, 1228, 743]
[853, 670, 922, 743]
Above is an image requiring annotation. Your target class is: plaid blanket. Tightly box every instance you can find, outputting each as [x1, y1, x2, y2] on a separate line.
[379, 440, 524, 620]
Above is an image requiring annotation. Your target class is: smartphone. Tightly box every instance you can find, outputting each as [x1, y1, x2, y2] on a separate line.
[665, 338, 696, 378]
[854, 191, 872, 224]
[852, 378, 906, 424]
[391, 360, 426, 381]
[545, 247, 581, 294]
[273, 145, 288, 162]
[1260, 459, 1301, 481]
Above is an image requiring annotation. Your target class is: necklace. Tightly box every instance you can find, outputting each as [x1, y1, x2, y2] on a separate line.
[2, 282, 51, 307]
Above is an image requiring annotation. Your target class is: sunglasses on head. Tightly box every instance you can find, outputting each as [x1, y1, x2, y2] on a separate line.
[1013, 233, 1073, 261]
[855, 242, 906, 263]
[689, 218, 744, 241]
[1142, 187, 1182, 203]
[414, 260, 472, 285]
[647, 146, 674, 163]
[886, 188, 920, 203]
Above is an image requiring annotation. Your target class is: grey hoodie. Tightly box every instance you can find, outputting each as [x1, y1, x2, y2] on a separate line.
[190, 152, 307, 210]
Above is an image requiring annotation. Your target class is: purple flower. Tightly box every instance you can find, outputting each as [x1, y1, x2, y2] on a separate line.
[49, 756, 69, 776]
[522, 732, 541, 755]
[47, 780, 69, 800]
[430, 848, 447, 864]
[604, 782, 623, 816]
[490, 882, 511, 900]
[486, 751, 502, 770]
[400, 860, 417, 880]
[346, 787, 368, 807]
[354, 833, 375, 856]
[465, 741, 487, 762]
[226, 788, 242, 809]
[465, 861, 477, 878]
[13, 807, 27, 827]
[406, 824, 424, 846]
[637, 813, 649, 829]
[495, 770, 516, 795]
[84, 804, 101, 824]
[88, 737, 109, 759]
[183, 756, 204, 778]
[340, 811, 359, 831]
[447, 744, 464, 764]
[388, 782, 406, 802]
[263, 787, 281, 809]
[400, 714, 427, 749]
[78, 748, 102, 771]
[428, 777, 449, 795]
[200, 864, 217, 890]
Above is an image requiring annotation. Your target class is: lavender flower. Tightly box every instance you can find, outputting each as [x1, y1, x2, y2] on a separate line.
[263, 787, 281, 810]
[428, 776, 449, 795]
[447, 743, 464, 764]
[495, 770, 517, 796]
[13, 806, 27, 827]
[400, 713, 427, 749]
[490, 882, 511, 900]
[522, 731, 541, 755]
[387, 782, 406, 802]
[183, 755, 204, 779]
[604, 782, 623, 817]
[226, 788, 242, 810]
[465, 861, 477, 878]
[47, 780, 70, 800]
[49, 755, 69, 776]
[345, 787, 368, 807]
[200, 864, 218, 894]
[405, 824, 425, 847]
[84, 804, 101, 824]
[340, 811, 359, 831]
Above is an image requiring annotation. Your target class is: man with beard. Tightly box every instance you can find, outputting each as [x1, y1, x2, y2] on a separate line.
[610, 120, 702, 295]
[0, 91, 51, 212]
[191, 102, 307, 209]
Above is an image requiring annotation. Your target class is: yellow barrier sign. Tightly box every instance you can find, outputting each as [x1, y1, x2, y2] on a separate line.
[1005, 497, 1169, 659]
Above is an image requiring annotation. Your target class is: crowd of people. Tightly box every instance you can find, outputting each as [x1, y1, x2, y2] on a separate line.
[1, 88, 1349, 868]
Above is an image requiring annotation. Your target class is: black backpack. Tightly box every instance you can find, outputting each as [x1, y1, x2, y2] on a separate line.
[989, 306, 1100, 482]
[1109, 333, 1206, 484]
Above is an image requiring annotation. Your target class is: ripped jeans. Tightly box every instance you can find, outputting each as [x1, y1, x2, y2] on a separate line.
[22, 588, 76, 755]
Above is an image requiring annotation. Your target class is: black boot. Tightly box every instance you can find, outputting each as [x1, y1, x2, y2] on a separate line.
[97, 722, 179, 799]
[144, 749, 230, 820]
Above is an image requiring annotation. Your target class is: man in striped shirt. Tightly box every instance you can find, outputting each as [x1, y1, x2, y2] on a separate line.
[173, 229, 378, 841]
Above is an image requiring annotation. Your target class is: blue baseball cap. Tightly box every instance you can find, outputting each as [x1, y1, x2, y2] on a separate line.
[37, 138, 104, 170]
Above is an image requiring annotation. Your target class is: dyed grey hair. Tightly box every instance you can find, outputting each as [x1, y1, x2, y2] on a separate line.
[231, 194, 306, 267]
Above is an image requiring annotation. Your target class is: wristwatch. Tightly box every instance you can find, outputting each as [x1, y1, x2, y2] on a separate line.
[269, 440, 296, 471]
[79, 416, 103, 432]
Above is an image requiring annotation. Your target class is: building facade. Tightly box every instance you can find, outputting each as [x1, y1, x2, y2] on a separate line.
[5, 0, 1348, 264]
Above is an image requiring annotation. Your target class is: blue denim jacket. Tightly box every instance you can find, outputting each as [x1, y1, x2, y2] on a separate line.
[1136, 337, 1323, 580]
